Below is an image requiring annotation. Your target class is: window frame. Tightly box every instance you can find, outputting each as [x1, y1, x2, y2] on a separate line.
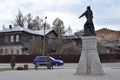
[16, 35, 20, 42]
[10, 35, 14, 42]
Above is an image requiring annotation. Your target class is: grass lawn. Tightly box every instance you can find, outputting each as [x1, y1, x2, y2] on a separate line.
[0, 68, 12, 72]
[0, 67, 55, 72]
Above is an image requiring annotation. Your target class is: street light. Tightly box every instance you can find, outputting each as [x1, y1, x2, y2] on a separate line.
[42, 16, 47, 56]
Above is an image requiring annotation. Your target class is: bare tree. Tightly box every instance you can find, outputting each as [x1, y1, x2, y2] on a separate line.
[28, 37, 50, 55]
[43, 22, 51, 30]
[12, 11, 51, 30]
[26, 13, 33, 29]
[2, 24, 5, 30]
[31, 16, 42, 30]
[52, 18, 65, 38]
[67, 26, 72, 36]
[54, 38, 63, 54]
[13, 10, 26, 27]
[28, 37, 43, 54]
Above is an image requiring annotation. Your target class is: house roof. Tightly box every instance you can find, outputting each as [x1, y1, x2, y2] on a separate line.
[0, 26, 54, 36]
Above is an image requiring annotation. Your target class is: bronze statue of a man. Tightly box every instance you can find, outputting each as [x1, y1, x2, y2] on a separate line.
[79, 6, 96, 36]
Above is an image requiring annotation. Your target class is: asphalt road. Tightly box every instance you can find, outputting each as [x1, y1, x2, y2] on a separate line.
[0, 63, 120, 80]
[0, 62, 120, 68]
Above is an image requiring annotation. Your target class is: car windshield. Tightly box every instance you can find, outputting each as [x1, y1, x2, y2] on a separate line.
[50, 57, 55, 60]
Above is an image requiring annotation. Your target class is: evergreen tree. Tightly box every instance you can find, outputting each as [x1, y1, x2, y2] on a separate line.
[10, 54, 16, 70]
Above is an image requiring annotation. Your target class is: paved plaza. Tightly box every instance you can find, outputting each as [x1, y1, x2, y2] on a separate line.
[0, 63, 120, 80]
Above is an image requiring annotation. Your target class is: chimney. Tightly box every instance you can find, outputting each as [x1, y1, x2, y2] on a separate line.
[9, 25, 12, 29]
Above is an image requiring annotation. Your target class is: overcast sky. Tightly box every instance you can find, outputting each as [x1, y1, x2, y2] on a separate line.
[0, 0, 120, 32]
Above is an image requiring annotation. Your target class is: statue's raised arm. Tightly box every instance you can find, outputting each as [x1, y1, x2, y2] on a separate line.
[79, 12, 85, 19]
[79, 6, 96, 36]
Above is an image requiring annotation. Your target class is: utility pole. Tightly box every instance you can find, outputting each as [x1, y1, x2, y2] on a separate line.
[42, 16, 47, 56]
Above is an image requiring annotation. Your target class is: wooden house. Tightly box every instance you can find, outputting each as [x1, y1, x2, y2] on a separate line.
[0, 26, 57, 55]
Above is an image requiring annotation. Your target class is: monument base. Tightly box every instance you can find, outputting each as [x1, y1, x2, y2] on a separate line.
[75, 36, 104, 75]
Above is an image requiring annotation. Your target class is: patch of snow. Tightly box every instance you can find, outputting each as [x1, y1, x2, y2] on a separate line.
[0, 26, 53, 36]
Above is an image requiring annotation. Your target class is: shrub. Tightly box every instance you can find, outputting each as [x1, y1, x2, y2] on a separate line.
[16, 66, 24, 70]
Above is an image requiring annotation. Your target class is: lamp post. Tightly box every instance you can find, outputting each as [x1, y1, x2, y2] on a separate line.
[42, 16, 47, 56]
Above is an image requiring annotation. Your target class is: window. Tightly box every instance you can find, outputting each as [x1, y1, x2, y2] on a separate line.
[5, 36, 8, 43]
[0, 49, 3, 54]
[11, 49, 14, 55]
[106, 49, 110, 53]
[16, 35, 19, 42]
[10, 35, 14, 42]
[17, 50, 19, 55]
[5, 49, 8, 55]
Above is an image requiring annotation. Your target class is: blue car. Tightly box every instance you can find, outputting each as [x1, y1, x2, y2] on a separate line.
[33, 56, 64, 66]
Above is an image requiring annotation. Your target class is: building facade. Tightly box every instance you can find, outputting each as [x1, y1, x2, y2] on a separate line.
[0, 26, 57, 55]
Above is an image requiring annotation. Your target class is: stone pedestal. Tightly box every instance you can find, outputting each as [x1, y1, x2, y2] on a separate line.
[75, 36, 104, 75]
